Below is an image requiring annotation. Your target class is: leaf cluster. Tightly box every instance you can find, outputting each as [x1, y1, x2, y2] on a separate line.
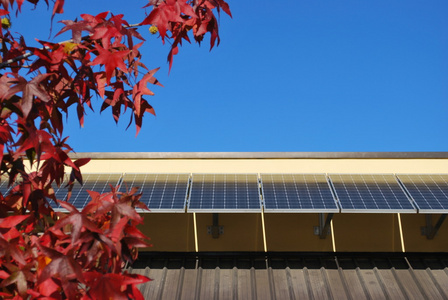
[0, 0, 231, 299]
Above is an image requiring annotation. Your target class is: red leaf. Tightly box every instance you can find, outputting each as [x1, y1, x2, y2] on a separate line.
[132, 68, 161, 116]
[84, 272, 150, 300]
[55, 19, 94, 44]
[51, 201, 102, 244]
[134, 98, 155, 136]
[0, 73, 13, 99]
[68, 157, 91, 185]
[210, 0, 232, 18]
[89, 44, 130, 84]
[94, 72, 107, 99]
[0, 268, 28, 297]
[109, 216, 128, 242]
[141, 2, 184, 42]
[84, 272, 128, 300]
[4, 74, 51, 117]
[52, 0, 64, 16]
[38, 278, 61, 297]
[38, 246, 84, 298]
[0, 215, 29, 228]
[13, 128, 55, 165]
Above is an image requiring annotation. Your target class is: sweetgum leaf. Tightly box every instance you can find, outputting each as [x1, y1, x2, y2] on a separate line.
[89, 44, 130, 84]
[51, 201, 102, 244]
[55, 19, 94, 43]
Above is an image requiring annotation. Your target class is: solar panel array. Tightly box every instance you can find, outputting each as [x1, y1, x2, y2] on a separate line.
[120, 173, 189, 212]
[188, 174, 261, 212]
[329, 174, 416, 213]
[44, 172, 448, 214]
[261, 174, 338, 212]
[397, 174, 448, 213]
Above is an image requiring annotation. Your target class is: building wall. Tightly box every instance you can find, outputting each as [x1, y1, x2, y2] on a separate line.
[263, 213, 333, 252]
[195, 213, 264, 252]
[139, 214, 195, 252]
[401, 214, 448, 252]
[78, 154, 448, 253]
[138, 212, 448, 252]
[80, 158, 448, 174]
[332, 214, 402, 252]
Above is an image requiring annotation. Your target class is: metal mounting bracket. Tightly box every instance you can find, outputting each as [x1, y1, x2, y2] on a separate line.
[314, 213, 334, 239]
[421, 214, 447, 240]
[207, 213, 223, 239]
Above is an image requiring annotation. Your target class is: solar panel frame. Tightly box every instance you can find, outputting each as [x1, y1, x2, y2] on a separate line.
[329, 173, 417, 213]
[120, 173, 190, 213]
[396, 174, 448, 214]
[260, 173, 340, 213]
[187, 173, 262, 213]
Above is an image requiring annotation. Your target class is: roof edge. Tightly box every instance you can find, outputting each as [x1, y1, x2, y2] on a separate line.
[68, 152, 448, 159]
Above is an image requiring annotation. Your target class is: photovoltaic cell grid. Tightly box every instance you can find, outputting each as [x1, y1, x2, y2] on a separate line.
[188, 174, 261, 212]
[397, 174, 448, 213]
[58, 173, 122, 210]
[329, 174, 416, 213]
[120, 173, 189, 212]
[49, 175, 70, 209]
[0, 175, 13, 196]
[261, 174, 339, 212]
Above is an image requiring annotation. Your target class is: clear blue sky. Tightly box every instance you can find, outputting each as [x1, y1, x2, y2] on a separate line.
[12, 0, 448, 152]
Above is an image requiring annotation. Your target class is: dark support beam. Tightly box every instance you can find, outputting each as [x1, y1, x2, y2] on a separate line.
[212, 213, 220, 239]
[425, 214, 447, 240]
[319, 213, 334, 239]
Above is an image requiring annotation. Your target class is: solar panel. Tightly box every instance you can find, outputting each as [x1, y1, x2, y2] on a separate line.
[188, 174, 261, 212]
[0, 174, 13, 196]
[120, 173, 189, 212]
[329, 174, 416, 213]
[261, 174, 339, 212]
[61, 173, 122, 210]
[397, 174, 448, 213]
[49, 174, 70, 209]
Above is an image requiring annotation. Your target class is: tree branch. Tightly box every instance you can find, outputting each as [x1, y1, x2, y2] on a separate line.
[0, 23, 142, 70]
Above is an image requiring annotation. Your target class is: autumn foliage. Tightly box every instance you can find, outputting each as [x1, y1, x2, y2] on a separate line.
[0, 0, 230, 298]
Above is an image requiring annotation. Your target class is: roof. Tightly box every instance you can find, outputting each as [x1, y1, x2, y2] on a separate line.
[70, 152, 448, 159]
[130, 252, 448, 300]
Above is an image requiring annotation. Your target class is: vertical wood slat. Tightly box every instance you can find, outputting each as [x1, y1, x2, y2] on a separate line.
[159, 268, 178, 300]
[358, 269, 386, 300]
[325, 269, 348, 299]
[178, 269, 198, 300]
[145, 269, 165, 300]
[308, 269, 328, 299]
[376, 269, 406, 300]
[411, 269, 444, 300]
[255, 269, 271, 300]
[392, 269, 425, 299]
[200, 269, 215, 300]
[236, 269, 252, 300]
[429, 269, 448, 299]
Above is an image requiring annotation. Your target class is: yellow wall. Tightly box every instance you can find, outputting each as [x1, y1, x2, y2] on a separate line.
[139, 212, 448, 253]
[264, 213, 333, 252]
[332, 214, 402, 252]
[400, 214, 448, 252]
[80, 158, 448, 174]
[139, 213, 195, 252]
[194, 213, 264, 252]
